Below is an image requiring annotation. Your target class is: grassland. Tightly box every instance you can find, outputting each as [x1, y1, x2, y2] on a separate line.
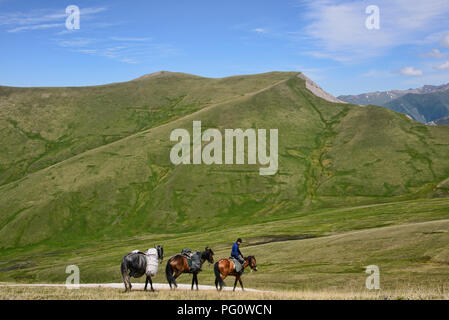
[1, 198, 449, 296]
[0, 71, 449, 298]
[2, 286, 449, 300]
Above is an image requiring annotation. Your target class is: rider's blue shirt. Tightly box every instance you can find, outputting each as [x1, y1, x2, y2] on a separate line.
[231, 242, 241, 259]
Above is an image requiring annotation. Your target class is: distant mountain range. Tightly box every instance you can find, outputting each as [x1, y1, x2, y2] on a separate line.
[430, 116, 449, 126]
[338, 83, 449, 124]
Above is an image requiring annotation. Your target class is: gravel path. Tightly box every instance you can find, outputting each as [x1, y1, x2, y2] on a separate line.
[0, 283, 265, 292]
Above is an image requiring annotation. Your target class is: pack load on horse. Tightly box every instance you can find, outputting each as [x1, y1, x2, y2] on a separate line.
[121, 245, 164, 292]
[181, 248, 192, 256]
[181, 248, 202, 273]
[165, 247, 214, 290]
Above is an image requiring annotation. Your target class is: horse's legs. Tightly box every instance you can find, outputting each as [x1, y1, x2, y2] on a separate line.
[233, 277, 238, 291]
[195, 273, 199, 291]
[122, 271, 131, 292]
[191, 274, 195, 290]
[219, 275, 227, 291]
[149, 276, 154, 291]
[238, 276, 244, 291]
[172, 270, 181, 288]
[144, 276, 149, 291]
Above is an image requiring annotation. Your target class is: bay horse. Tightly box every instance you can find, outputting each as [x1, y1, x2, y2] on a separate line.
[165, 247, 214, 290]
[214, 256, 257, 291]
[121, 245, 163, 292]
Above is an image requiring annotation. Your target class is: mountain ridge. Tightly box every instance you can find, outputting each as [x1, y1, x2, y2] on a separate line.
[338, 83, 449, 123]
[338, 82, 449, 106]
[1, 72, 449, 250]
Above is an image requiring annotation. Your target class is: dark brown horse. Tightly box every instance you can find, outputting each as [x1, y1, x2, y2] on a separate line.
[165, 247, 214, 290]
[214, 256, 257, 291]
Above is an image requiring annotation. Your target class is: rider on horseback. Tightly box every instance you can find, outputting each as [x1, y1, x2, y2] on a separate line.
[231, 238, 244, 274]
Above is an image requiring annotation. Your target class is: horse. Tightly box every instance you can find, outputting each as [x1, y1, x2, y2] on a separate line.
[214, 256, 257, 291]
[165, 247, 214, 290]
[121, 245, 164, 292]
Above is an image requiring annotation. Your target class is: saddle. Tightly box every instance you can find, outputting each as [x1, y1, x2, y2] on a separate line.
[181, 248, 201, 273]
[230, 257, 243, 274]
[181, 248, 193, 257]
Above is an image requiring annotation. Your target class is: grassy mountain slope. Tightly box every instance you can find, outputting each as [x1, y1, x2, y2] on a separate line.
[1, 72, 449, 251]
[384, 90, 449, 123]
[0, 71, 292, 186]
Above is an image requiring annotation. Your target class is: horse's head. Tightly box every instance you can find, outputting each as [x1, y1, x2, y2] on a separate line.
[155, 245, 164, 263]
[204, 246, 214, 264]
[247, 256, 257, 272]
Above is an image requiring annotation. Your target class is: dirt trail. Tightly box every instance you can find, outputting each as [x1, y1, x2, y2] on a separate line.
[0, 282, 266, 292]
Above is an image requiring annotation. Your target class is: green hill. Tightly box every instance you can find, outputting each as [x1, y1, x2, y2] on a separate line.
[0, 71, 293, 186]
[1, 71, 449, 291]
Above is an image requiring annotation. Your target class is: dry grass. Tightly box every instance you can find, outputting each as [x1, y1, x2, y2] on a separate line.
[1, 285, 448, 300]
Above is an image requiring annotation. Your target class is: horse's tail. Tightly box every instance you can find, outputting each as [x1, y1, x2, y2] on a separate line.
[165, 258, 175, 288]
[214, 261, 224, 290]
[121, 256, 128, 277]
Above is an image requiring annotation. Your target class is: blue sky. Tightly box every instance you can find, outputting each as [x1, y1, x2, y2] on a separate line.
[1, 0, 449, 95]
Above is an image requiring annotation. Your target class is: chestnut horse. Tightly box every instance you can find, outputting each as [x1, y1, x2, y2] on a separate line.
[165, 247, 214, 290]
[214, 256, 257, 291]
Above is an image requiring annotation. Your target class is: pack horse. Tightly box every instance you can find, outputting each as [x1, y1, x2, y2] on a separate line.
[165, 247, 215, 290]
[121, 245, 164, 292]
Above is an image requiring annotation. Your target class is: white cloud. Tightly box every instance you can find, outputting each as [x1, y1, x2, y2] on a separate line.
[7, 23, 63, 33]
[435, 61, 449, 70]
[1, 7, 107, 33]
[425, 48, 446, 58]
[302, 0, 449, 62]
[399, 66, 423, 76]
[58, 38, 94, 47]
[252, 28, 266, 33]
[78, 49, 97, 54]
[401, 70, 449, 86]
[441, 34, 449, 48]
[110, 37, 152, 42]
[362, 69, 394, 78]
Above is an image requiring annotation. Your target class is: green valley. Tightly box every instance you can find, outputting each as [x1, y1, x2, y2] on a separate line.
[1, 71, 449, 293]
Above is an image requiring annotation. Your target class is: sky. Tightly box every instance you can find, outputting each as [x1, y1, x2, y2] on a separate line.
[1, 0, 449, 96]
